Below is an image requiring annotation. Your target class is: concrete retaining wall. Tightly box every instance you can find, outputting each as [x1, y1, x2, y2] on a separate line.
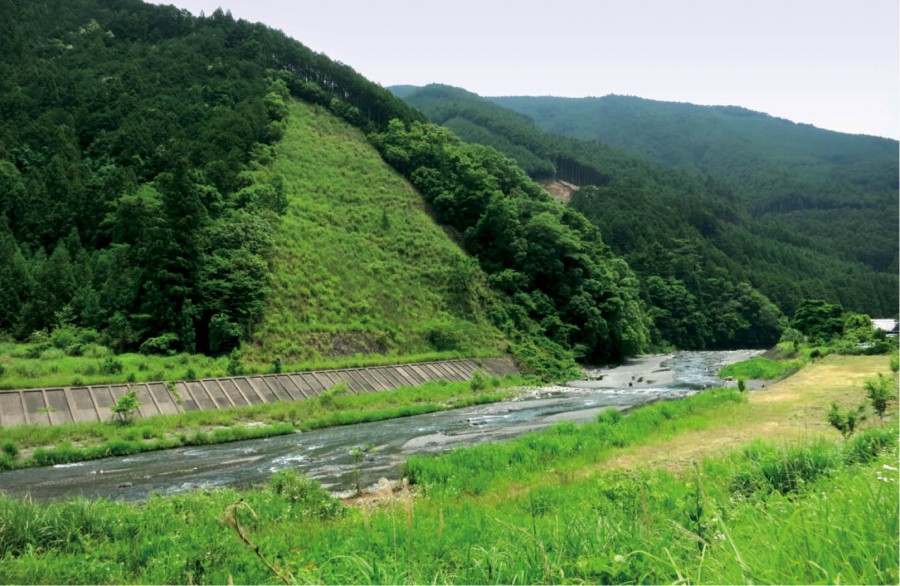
[0, 358, 518, 427]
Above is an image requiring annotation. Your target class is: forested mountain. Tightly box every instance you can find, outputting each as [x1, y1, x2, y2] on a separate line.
[392, 85, 898, 349]
[0, 0, 654, 370]
[0, 0, 426, 358]
[491, 95, 900, 274]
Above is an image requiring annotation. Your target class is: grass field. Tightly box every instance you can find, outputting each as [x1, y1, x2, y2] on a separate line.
[0, 356, 894, 584]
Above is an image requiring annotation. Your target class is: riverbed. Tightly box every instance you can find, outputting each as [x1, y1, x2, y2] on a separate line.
[0, 350, 760, 501]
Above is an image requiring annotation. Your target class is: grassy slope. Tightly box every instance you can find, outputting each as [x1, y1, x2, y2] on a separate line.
[248, 100, 503, 362]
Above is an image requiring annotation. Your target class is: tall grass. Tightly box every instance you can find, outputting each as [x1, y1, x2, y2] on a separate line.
[247, 100, 504, 363]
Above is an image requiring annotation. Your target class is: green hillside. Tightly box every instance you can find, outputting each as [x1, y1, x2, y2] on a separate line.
[491, 95, 900, 274]
[248, 99, 502, 362]
[392, 85, 898, 350]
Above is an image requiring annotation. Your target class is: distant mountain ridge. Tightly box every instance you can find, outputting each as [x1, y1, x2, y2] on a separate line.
[390, 84, 898, 349]
[490, 94, 899, 273]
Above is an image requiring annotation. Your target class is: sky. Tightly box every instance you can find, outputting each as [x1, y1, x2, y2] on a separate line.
[152, 0, 899, 139]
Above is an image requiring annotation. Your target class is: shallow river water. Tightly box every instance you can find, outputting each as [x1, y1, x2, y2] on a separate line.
[0, 350, 759, 501]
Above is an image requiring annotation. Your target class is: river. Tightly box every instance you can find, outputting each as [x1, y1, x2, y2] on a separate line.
[0, 350, 759, 501]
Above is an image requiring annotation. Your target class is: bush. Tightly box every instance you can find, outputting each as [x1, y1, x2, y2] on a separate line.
[1, 442, 19, 459]
[111, 391, 141, 424]
[469, 370, 489, 391]
[99, 356, 124, 375]
[139, 333, 180, 355]
[39, 348, 66, 361]
[32, 443, 82, 466]
[49, 325, 78, 350]
[267, 470, 345, 519]
[719, 357, 783, 380]
[730, 441, 841, 496]
[226, 348, 244, 377]
[209, 314, 242, 355]
[319, 381, 350, 407]
[597, 408, 623, 425]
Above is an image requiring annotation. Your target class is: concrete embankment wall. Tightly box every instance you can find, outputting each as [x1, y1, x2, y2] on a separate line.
[0, 358, 518, 428]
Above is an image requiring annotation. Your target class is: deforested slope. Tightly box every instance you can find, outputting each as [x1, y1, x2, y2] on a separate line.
[248, 100, 503, 362]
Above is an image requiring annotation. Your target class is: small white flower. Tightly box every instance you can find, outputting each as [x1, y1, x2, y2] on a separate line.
[714, 533, 725, 541]
[882, 464, 897, 471]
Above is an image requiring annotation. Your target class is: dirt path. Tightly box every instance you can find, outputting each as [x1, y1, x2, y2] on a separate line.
[601, 355, 893, 473]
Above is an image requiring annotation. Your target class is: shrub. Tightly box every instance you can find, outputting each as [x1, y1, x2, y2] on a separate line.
[111, 391, 141, 424]
[49, 325, 77, 350]
[319, 381, 349, 407]
[469, 370, 489, 391]
[596, 408, 623, 425]
[865, 373, 894, 423]
[104, 439, 139, 457]
[209, 314, 242, 355]
[267, 470, 345, 519]
[139, 333, 179, 355]
[99, 356, 124, 375]
[39, 348, 66, 361]
[827, 402, 867, 439]
[730, 441, 841, 496]
[226, 348, 244, 377]
[32, 443, 81, 466]
[1, 442, 19, 459]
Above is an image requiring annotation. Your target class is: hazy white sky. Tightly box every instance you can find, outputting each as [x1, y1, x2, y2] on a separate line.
[153, 0, 899, 138]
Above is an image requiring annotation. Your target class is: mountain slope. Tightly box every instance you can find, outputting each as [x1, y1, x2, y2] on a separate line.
[491, 95, 900, 273]
[249, 99, 503, 361]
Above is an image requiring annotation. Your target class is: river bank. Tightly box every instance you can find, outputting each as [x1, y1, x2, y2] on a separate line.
[0, 351, 756, 500]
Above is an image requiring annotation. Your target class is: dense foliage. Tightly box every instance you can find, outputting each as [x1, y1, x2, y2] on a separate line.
[370, 120, 649, 362]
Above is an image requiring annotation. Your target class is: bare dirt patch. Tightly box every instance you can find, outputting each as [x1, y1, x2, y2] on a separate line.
[540, 179, 578, 202]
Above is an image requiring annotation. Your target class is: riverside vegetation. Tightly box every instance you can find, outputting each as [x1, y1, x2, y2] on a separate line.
[0, 354, 896, 584]
[0, 372, 525, 471]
